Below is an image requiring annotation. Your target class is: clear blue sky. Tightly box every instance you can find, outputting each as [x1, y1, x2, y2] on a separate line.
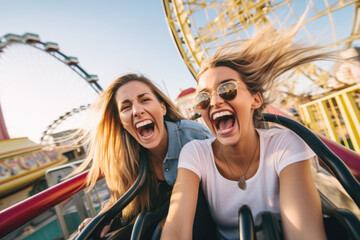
[0, 1, 196, 142]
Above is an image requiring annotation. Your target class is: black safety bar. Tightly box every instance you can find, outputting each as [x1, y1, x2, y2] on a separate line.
[323, 208, 360, 240]
[238, 205, 255, 240]
[130, 200, 170, 240]
[261, 114, 360, 208]
[76, 147, 149, 240]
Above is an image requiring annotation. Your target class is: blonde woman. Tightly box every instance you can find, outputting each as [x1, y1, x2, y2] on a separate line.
[162, 23, 333, 240]
[76, 73, 215, 238]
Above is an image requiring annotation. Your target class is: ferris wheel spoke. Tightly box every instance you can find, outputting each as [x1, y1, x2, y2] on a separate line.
[163, 0, 360, 97]
[0, 33, 102, 143]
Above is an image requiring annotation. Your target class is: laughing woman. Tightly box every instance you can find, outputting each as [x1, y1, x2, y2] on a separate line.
[161, 24, 333, 240]
[75, 73, 214, 238]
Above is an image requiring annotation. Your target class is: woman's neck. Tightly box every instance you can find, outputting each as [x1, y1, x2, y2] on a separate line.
[220, 129, 259, 166]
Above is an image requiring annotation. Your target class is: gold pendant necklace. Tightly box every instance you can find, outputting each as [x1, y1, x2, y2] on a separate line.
[220, 134, 259, 190]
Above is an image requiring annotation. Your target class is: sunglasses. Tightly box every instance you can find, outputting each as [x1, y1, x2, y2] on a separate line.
[194, 81, 238, 110]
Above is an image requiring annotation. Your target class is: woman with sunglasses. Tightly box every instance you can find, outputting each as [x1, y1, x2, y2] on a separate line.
[161, 23, 333, 240]
[75, 73, 216, 238]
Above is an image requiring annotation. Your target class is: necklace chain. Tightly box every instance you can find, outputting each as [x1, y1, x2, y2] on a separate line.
[219, 134, 259, 190]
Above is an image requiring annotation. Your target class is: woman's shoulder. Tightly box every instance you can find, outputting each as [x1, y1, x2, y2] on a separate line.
[257, 127, 305, 150]
[257, 127, 296, 140]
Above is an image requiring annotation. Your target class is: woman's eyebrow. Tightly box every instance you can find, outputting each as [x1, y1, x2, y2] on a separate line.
[121, 92, 150, 104]
[120, 93, 150, 104]
[137, 93, 150, 99]
[120, 99, 131, 105]
[220, 78, 236, 84]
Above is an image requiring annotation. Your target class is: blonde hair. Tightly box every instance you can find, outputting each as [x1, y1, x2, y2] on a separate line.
[198, 21, 337, 124]
[73, 73, 183, 220]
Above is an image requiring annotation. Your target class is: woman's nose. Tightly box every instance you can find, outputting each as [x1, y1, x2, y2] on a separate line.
[210, 91, 224, 108]
[132, 103, 144, 117]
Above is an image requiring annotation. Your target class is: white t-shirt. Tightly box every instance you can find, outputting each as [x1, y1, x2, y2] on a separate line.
[178, 128, 316, 239]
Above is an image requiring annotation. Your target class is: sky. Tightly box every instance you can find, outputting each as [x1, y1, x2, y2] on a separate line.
[0, 0, 196, 142]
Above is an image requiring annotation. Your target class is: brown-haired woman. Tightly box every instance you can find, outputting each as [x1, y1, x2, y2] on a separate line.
[76, 73, 214, 238]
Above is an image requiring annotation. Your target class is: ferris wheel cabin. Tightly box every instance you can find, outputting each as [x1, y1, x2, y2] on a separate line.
[65, 56, 79, 66]
[44, 42, 59, 52]
[22, 33, 40, 44]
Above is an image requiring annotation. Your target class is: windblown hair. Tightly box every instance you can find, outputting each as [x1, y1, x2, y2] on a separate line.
[198, 20, 337, 124]
[72, 73, 183, 220]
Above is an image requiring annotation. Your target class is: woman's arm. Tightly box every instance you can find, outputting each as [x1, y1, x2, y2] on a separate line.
[161, 168, 200, 240]
[280, 159, 326, 240]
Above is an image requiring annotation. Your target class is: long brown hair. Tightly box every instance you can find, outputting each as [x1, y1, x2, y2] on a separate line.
[73, 73, 183, 220]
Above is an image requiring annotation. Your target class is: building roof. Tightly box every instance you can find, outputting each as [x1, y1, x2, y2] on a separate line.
[0, 137, 42, 159]
[177, 87, 196, 99]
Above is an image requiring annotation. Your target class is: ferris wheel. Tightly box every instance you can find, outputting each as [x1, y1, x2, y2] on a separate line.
[163, 0, 360, 99]
[39, 104, 91, 145]
[0, 33, 102, 143]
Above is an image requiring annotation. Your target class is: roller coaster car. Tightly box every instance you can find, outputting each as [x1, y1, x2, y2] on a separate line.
[76, 114, 360, 240]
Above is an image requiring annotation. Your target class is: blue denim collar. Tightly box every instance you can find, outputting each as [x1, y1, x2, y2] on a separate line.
[164, 120, 181, 161]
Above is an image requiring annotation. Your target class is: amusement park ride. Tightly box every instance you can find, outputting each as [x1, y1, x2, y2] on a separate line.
[0, 0, 360, 239]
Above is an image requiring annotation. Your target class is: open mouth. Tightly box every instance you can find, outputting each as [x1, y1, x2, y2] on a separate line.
[212, 110, 235, 134]
[135, 120, 155, 138]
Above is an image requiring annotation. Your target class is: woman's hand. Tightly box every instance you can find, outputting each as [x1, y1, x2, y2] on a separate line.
[78, 218, 92, 233]
[77, 218, 112, 238]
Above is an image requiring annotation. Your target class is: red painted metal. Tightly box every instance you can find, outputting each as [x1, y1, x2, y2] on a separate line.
[316, 134, 360, 180]
[267, 105, 360, 181]
[176, 87, 196, 99]
[0, 171, 90, 238]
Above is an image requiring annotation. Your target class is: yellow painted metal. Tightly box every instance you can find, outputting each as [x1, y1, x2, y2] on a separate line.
[318, 101, 339, 142]
[172, 0, 204, 67]
[300, 84, 360, 153]
[341, 92, 360, 151]
[299, 105, 309, 126]
[336, 94, 360, 152]
[162, 0, 205, 78]
[300, 105, 319, 133]
[163, 0, 360, 95]
[164, 0, 360, 152]
[314, 102, 328, 137]
[327, 98, 350, 149]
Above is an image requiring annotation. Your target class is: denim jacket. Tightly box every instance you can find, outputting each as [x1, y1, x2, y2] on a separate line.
[162, 120, 213, 186]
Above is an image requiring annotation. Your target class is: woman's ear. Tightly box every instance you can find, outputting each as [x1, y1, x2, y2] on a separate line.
[161, 102, 167, 116]
[251, 93, 263, 109]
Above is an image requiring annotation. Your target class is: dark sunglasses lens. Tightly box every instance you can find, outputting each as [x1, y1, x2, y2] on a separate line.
[195, 92, 210, 110]
[218, 82, 237, 100]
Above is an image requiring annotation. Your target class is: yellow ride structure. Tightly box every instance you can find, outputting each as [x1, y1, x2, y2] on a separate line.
[163, 0, 360, 153]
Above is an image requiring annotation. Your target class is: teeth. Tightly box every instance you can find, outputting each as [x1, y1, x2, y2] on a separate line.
[212, 111, 233, 120]
[136, 120, 153, 129]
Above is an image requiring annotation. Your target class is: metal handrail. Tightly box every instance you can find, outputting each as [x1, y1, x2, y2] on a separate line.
[262, 113, 360, 208]
[0, 170, 92, 238]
